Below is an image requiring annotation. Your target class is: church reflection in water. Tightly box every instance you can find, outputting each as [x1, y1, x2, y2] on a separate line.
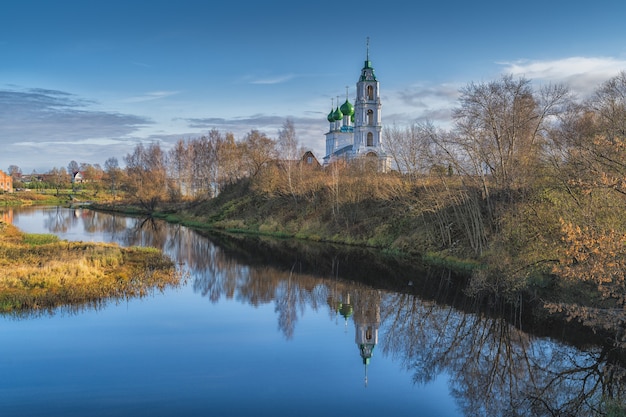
[329, 288, 381, 386]
[183, 232, 626, 417]
[8, 207, 626, 416]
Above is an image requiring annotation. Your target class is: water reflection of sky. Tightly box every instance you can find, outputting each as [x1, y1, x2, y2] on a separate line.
[1, 282, 458, 416]
[2, 207, 462, 416]
[2, 207, 624, 416]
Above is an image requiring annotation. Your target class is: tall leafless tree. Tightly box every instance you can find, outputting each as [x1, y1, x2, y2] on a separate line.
[277, 118, 299, 201]
[104, 157, 121, 199]
[384, 121, 437, 180]
[124, 142, 168, 211]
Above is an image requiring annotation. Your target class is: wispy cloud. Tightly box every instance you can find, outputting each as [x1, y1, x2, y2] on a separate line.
[186, 114, 289, 129]
[500, 56, 626, 97]
[15, 138, 128, 147]
[0, 87, 153, 171]
[251, 74, 295, 85]
[395, 84, 460, 109]
[123, 91, 179, 103]
[0, 88, 152, 142]
[384, 83, 461, 126]
[239, 73, 297, 85]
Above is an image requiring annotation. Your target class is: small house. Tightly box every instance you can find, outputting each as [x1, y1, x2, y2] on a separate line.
[0, 170, 13, 193]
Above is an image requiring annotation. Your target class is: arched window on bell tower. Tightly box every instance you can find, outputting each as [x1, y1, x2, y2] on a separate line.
[367, 132, 373, 146]
[367, 85, 374, 100]
[367, 109, 374, 126]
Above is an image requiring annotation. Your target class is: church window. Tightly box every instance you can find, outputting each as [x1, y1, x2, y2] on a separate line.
[367, 85, 374, 100]
[367, 109, 374, 126]
[367, 132, 373, 146]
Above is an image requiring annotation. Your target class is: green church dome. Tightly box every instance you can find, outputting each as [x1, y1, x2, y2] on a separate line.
[327, 109, 335, 123]
[339, 302, 353, 319]
[340, 99, 354, 116]
[333, 107, 343, 121]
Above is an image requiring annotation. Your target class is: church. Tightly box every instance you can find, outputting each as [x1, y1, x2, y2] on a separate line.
[322, 43, 390, 172]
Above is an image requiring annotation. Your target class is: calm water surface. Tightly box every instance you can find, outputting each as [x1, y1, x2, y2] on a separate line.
[1, 206, 623, 416]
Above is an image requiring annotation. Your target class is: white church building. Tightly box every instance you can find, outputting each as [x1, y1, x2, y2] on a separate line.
[323, 43, 390, 172]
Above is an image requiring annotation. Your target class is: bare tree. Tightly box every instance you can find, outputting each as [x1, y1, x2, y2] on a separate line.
[216, 132, 243, 190]
[384, 121, 436, 180]
[168, 139, 192, 197]
[123, 142, 168, 211]
[446, 75, 569, 194]
[7, 165, 21, 178]
[67, 160, 80, 176]
[104, 157, 121, 199]
[277, 119, 299, 201]
[48, 167, 69, 196]
[590, 70, 626, 140]
[192, 131, 220, 197]
[241, 130, 277, 178]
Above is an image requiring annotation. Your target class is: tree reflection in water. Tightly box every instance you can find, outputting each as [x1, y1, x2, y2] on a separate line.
[10, 207, 626, 416]
[187, 233, 626, 416]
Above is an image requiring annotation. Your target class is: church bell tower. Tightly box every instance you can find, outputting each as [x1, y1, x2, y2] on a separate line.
[353, 38, 382, 155]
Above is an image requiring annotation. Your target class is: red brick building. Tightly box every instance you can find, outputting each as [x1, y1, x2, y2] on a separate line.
[0, 170, 13, 193]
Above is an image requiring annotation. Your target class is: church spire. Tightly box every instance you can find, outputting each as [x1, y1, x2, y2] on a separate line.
[364, 37, 372, 70]
[360, 38, 376, 80]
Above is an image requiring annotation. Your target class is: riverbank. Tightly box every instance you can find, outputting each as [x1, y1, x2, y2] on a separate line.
[93, 181, 483, 271]
[0, 221, 179, 313]
[90, 174, 622, 348]
[0, 189, 105, 207]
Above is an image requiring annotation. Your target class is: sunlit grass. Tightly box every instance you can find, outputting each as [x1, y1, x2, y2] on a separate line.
[22, 233, 59, 246]
[0, 222, 179, 313]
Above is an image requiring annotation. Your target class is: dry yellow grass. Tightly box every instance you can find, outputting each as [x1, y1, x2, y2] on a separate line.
[0, 222, 179, 313]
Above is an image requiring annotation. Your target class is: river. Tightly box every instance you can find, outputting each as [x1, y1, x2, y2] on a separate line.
[0, 206, 624, 416]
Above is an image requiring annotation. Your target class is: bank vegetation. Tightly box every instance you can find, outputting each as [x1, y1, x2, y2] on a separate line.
[0, 222, 178, 314]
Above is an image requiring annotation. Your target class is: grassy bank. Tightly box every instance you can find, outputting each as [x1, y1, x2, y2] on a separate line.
[0, 189, 117, 207]
[95, 166, 626, 344]
[0, 191, 69, 206]
[0, 221, 179, 313]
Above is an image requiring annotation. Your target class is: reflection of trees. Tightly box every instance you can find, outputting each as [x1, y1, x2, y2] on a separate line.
[21, 208, 626, 415]
[84, 211, 129, 238]
[21, 207, 130, 241]
[273, 271, 301, 339]
[43, 206, 76, 233]
[382, 287, 626, 416]
[187, 232, 626, 416]
[122, 216, 169, 249]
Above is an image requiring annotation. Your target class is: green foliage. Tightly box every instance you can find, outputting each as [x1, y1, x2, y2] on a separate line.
[22, 233, 59, 246]
[602, 398, 626, 417]
[421, 252, 482, 274]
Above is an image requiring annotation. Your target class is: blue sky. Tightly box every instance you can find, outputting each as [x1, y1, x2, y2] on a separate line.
[2, 0, 626, 173]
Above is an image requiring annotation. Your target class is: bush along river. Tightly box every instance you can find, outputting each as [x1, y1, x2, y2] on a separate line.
[1, 206, 625, 417]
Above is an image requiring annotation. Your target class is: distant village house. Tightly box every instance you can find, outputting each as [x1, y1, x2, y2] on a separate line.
[0, 170, 13, 193]
[72, 171, 84, 184]
[301, 151, 321, 168]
